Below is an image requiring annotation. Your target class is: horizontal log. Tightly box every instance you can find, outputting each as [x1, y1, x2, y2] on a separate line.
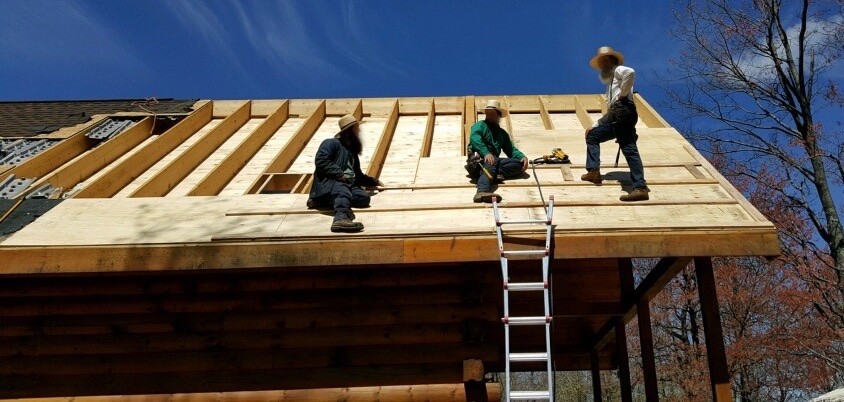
[1, 326, 464, 357]
[1, 344, 500, 376]
[0, 364, 466, 399]
[0, 285, 477, 317]
[0, 319, 595, 356]
[0, 383, 501, 402]
[0, 265, 494, 298]
[0, 303, 498, 338]
[0, 260, 618, 300]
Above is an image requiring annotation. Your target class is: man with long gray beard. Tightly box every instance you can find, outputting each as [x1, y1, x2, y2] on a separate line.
[581, 46, 649, 201]
[307, 114, 383, 233]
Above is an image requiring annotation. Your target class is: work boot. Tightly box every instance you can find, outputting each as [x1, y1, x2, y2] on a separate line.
[330, 219, 364, 233]
[473, 192, 502, 203]
[306, 198, 316, 209]
[620, 188, 650, 202]
[494, 174, 505, 184]
[580, 169, 602, 184]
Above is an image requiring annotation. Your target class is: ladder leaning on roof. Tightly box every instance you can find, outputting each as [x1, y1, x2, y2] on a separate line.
[491, 195, 555, 401]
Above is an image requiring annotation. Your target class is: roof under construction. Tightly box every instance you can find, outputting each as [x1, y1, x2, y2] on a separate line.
[0, 94, 779, 399]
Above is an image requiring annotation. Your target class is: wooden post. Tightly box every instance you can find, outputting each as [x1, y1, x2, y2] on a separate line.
[538, 95, 554, 130]
[638, 299, 659, 401]
[502, 97, 514, 141]
[590, 349, 603, 402]
[695, 257, 732, 402]
[365, 99, 399, 178]
[617, 258, 634, 402]
[463, 359, 488, 402]
[633, 93, 669, 128]
[574, 95, 593, 129]
[463, 96, 476, 155]
[352, 99, 363, 121]
[616, 323, 633, 402]
[420, 99, 436, 157]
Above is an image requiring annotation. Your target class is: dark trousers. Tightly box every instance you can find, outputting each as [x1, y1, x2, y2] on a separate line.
[314, 181, 371, 221]
[586, 119, 647, 190]
[477, 157, 524, 192]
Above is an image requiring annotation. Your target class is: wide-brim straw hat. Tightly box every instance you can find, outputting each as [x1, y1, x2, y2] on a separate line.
[338, 114, 359, 132]
[483, 99, 509, 117]
[590, 46, 625, 69]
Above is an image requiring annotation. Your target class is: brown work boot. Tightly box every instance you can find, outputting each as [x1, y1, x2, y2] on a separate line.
[330, 219, 364, 233]
[620, 188, 650, 202]
[473, 192, 502, 203]
[580, 169, 602, 184]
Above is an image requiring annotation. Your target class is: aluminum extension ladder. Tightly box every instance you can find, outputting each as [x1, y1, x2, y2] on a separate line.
[492, 195, 555, 401]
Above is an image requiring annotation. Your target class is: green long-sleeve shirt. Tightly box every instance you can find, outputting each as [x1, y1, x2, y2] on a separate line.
[468, 120, 526, 160]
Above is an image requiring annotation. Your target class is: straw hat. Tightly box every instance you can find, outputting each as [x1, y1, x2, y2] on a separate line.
[483, 99, 509, 117]
[590, 46, 625, 69]
[338, 114, 359, 131]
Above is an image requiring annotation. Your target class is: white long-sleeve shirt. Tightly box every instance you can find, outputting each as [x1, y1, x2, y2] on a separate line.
[593, 65, 636, 127]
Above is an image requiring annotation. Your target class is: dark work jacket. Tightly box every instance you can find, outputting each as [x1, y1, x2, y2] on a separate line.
[309, 137, 378, 200]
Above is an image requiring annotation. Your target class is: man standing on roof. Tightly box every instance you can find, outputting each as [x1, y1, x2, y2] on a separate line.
[581, 46, 649, 201]
[468, 100, 529, 203]
[307, 114, 383, 233]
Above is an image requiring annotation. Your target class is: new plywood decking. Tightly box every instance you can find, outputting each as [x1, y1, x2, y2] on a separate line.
[0, 95, 779, 272]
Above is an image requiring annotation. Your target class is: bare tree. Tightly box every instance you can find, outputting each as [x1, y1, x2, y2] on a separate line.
[665, 0, 844, 377]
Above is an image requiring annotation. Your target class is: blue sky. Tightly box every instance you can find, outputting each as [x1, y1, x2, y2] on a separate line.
[0, 0, 840, 133]
[0, 1, 681, 111]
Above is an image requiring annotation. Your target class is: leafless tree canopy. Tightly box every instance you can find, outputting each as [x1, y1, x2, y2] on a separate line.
[664, 0, 844, 383]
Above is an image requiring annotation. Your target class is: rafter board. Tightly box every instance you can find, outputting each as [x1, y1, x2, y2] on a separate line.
[113, 119, 224, 197]
[219, 117, 305, 196]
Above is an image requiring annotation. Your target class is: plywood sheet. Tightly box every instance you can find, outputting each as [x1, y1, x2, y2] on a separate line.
[0, 94, 778, 263]
[430, 115, 462, 157]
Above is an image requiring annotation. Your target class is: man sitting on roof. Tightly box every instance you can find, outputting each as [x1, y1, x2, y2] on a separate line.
[468, 100, 529, 203]
[581, 46, 649, 201]
[307, 114, 383, 233]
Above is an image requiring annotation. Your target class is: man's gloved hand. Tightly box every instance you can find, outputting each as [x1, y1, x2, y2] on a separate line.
[484, 153, 496, 165]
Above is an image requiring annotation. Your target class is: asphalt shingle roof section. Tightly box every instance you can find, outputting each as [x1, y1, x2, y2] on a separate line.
[0, 99, 196, 137]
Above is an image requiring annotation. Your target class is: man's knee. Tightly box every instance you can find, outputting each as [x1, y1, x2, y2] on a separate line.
[351, 189, 371, 207]
[586, 126, 611, 144]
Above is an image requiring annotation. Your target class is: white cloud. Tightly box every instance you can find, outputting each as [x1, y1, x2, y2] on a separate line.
[336, 1, 409, 78]
[0, 1, 147, 71]
[230, 1, 354, 85]
[161, 1, 254, 84]
[165, 0, 409, 89]
[737, 14, 843, 82]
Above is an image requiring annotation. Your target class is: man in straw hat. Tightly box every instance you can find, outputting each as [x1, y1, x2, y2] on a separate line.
[468, 99, 529, 203]
[308, 114, 383, 233]
[582, 46, 650, 201]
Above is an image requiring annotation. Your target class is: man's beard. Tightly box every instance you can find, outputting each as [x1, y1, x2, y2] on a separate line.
[599, 66, 616, 84]
[340, 129, 363, 155]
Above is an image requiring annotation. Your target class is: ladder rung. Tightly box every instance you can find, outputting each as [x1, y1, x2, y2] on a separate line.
[497, 219, 551, 226]
[503, 316, 551, 325]
[509, 352, 549, 362]
[510, 390, 551, 400]
[505, 282, 547, 291]
[501, 249, 549, 257]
